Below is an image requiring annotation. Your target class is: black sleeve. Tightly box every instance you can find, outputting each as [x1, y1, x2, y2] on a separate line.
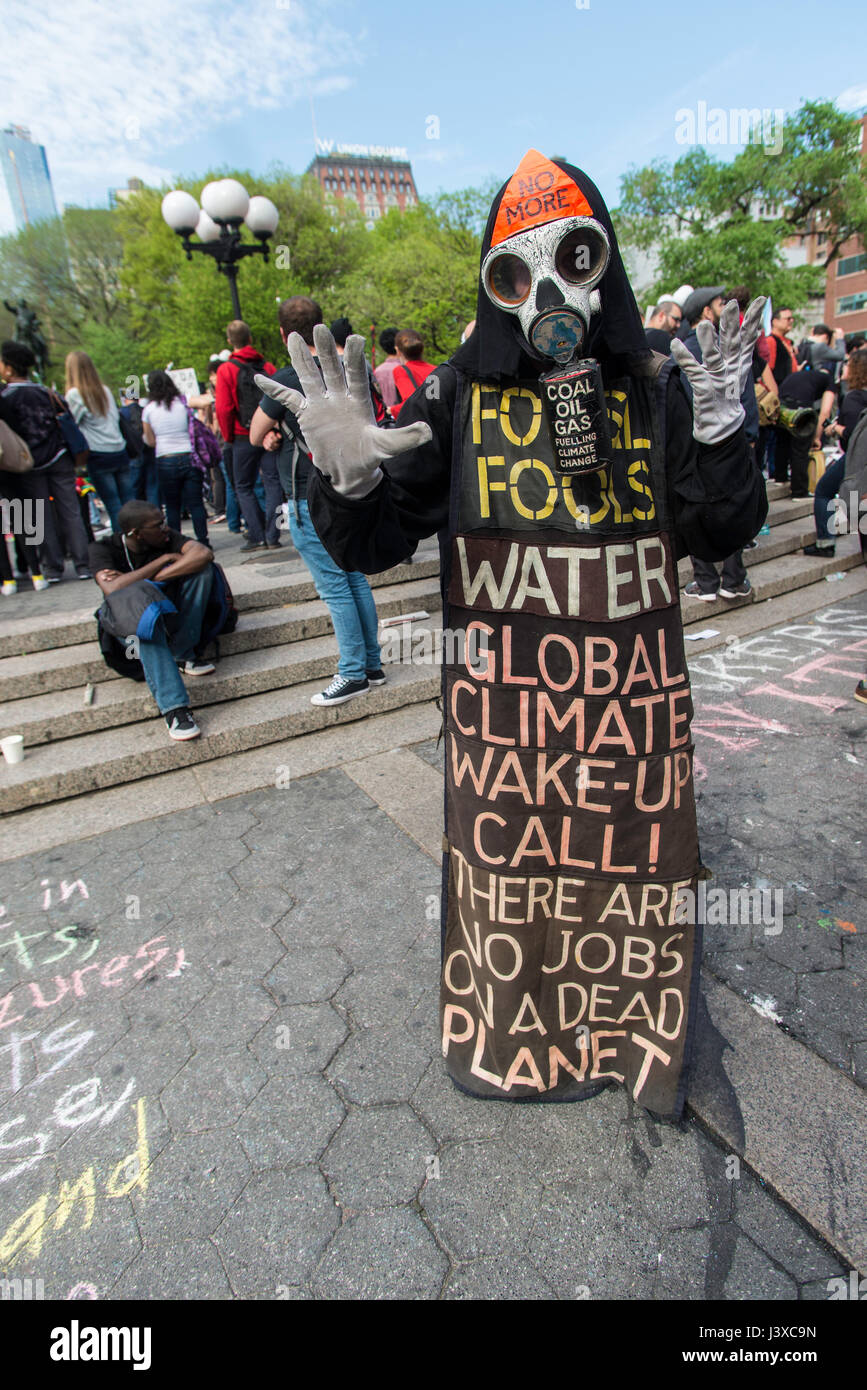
[306, 365, 456, 574]
[88, 540, 117, 574]
[665, 374, 768, 562]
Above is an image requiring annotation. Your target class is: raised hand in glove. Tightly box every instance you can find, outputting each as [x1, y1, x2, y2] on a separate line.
[255, 323, 432, 499]
[670, 297, 766, 446]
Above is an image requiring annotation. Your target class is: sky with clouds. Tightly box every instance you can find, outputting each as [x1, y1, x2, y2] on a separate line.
[1, 0, 865, 235]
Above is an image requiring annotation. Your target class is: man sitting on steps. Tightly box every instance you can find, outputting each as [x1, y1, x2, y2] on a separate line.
[90, 501, 215, 741]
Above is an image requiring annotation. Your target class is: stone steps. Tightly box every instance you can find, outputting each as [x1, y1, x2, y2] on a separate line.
[0, 483, 860, 814]
[0, 546, 442, 658]
[0, 574, 443, 701]
[0, 659, 442, 815]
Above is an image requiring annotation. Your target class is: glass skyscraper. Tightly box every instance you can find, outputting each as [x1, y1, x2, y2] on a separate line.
[0, 125, 59, 229]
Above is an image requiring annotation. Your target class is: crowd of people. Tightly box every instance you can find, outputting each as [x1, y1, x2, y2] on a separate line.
[2, 272, 865, 739]
[0, 306, 440, 739]
[642, 285, 867, 598]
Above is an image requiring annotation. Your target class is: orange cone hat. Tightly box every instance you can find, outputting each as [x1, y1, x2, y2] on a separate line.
[491, 149, 593, 247]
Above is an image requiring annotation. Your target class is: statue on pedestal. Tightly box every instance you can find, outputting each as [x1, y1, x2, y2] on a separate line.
[3, 298, 49, 378]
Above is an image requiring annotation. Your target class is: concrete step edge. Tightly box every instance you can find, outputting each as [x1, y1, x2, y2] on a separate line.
[0, 550, 442, 658]
[0, 666, 443, 814]
[0, 578, 445, 700]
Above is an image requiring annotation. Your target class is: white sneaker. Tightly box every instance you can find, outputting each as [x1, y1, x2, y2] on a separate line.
[1, 580, 17, 597]
[31, 574, 50, 592]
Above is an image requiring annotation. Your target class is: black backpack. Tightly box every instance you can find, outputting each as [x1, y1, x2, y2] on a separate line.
[230, 354, 267, 429]
[118, 401, 144, 457]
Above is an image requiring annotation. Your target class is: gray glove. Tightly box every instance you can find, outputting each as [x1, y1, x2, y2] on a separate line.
[670, 296, 766, 445]
[255, 323, 432, 499]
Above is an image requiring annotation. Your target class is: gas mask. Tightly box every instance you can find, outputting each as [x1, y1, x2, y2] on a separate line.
[480, 215, 610, 366]
[481, 214, 615, 476]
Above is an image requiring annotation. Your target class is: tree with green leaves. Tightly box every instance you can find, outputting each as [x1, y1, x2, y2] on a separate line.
[0, 207, 138, 386]
[614, 100, 866, 310]
[1, 167, 493, 391]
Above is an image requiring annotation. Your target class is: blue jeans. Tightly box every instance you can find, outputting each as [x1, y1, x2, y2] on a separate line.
[220, 449, 241, 531]
[814, 454, 846, 541]
[289, 499, 381, 681]
[88, 451, 134, 531]
[233, 438, 282, 544]
[130, 449, 160, 507]
[138, 568, 214, 713]
[157, 452, 209, 543]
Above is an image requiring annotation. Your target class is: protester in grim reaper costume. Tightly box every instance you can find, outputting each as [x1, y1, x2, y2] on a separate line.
[257, 151, 767, 1117]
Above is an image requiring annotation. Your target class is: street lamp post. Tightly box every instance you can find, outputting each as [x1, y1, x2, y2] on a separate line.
[161, 179, 279, 319]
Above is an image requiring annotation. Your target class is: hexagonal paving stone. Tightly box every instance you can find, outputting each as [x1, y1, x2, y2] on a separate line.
[215, 1167, 339, 1295]
[184, 980, 277, 1048]
[130, 1130, 251, 1241]
[234, 1073, 345, 1170]
[444, 1256, 557, 1300]
[110, 1237, 232, 1299]
[248, 1003, 348, 1076]
[29, 1191, 143, 1300]
[612, 1117, 725, 1232]
[321, 1103, 434, 1209]
[502, 1084, 626, 1190]
[411, 1059, 513, 1144]
[524, 1182, 659, 1298]
[312, 1207, 448, 1300]
[722, 1232, 799, 1298]
[335, 957, 430, 1029]
[161, 1046, 268, 1132]
[264, 947, 350, 1005]
[420, 1138, 543, 1261]
[327, 1027, 430, 1105]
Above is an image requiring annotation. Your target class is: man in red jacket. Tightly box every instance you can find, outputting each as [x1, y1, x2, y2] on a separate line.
[215, 320, 279, 551]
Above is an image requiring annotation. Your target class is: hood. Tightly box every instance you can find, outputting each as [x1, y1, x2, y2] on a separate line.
[229, 345, 268, 362]
[451, 151, 649, 384]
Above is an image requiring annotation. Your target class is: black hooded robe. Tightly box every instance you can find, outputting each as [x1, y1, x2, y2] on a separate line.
[307, 161, 766, 1117]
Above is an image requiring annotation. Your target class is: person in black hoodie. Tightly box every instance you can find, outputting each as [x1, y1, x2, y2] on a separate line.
[257, 150, 767, 1119]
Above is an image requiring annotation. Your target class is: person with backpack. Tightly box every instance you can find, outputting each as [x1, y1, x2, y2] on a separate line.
[804, 348, 867, 558]
[390, 329, 436, 419]
[89, 500, 217, 740]
[373, 327, 401, 409]
[141, 370, 209, 544]
[796, 324, 847, 376]
[120, 389, 159, 507]
[0, 339, 92, 585]
[215, 320, 278, 552]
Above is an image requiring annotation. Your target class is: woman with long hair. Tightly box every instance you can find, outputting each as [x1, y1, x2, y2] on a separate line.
[142, 370, 208, 543]
[65, 350, 134, 531]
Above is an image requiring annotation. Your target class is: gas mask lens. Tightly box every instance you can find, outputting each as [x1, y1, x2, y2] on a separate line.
[554, 226, 609, 286]
[487, 253, 532, 306]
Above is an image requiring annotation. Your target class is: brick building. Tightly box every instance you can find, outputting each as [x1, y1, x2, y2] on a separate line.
[306, 144, 418, 229]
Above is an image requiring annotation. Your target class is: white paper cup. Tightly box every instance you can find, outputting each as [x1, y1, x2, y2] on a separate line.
[0, 735, 24, 765]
